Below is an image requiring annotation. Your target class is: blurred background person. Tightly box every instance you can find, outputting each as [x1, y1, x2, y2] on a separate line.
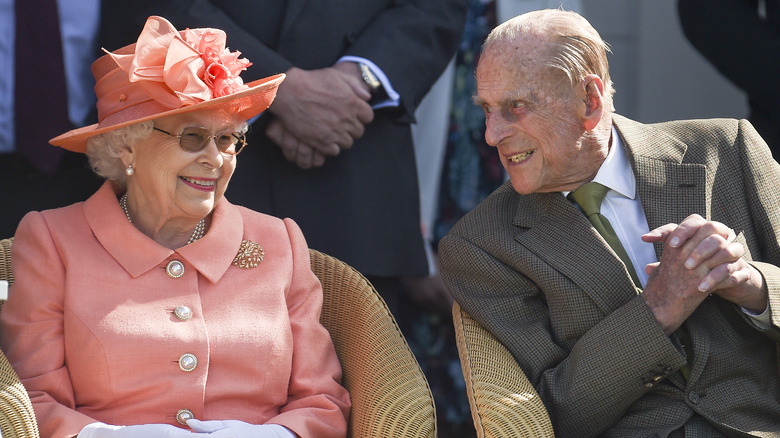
[98, 0, 469, 313]
[678, 0, 780, 160]
[0, 0, 103, 237]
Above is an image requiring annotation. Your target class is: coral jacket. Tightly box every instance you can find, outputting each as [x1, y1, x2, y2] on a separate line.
[0, 182, 350, 438]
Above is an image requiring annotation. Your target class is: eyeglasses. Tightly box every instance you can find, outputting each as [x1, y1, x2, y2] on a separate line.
[153, 126, 247, 156]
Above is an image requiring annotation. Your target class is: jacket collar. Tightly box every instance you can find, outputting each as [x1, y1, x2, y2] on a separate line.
[84, 181, 244, 283]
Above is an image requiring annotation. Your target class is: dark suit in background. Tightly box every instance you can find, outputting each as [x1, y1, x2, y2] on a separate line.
[0, 0, 103, 238]
[100, 4, 475, 436]
[678, 0, 780, 159]
[99, 0, 468, 281]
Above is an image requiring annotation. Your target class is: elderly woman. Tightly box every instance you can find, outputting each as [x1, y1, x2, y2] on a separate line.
[0, 16, 350, 438]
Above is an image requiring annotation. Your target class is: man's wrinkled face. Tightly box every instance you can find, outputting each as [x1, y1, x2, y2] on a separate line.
[475, 40, 604, 194]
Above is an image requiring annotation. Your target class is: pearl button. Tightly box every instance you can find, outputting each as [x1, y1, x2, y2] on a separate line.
[174, 305, 193, 321]
[176, 409, 194, 425]
[178, 353, 197, 372]
[166, 260, 185, 278]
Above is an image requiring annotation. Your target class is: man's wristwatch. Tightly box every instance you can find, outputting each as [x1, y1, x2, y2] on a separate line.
[358, 62, 382, 93]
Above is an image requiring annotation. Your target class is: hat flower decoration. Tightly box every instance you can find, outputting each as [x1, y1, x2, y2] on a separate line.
[50, 15, 284, 153]
[106, 18, 251, 108]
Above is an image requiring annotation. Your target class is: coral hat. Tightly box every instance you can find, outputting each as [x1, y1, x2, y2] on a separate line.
[50, 16, 284, 153]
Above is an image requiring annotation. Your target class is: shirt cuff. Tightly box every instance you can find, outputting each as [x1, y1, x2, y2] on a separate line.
[338, 56, 400, 109]
[742, 303, 772, 329]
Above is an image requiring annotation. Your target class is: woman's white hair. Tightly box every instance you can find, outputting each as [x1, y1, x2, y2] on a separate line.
[85, 121, 154, 188]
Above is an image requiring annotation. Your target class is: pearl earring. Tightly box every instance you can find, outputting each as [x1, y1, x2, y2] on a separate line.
[125, 164, 135, 176]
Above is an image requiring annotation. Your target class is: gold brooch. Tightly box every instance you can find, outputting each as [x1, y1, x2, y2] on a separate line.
[232, 240, 264, 269]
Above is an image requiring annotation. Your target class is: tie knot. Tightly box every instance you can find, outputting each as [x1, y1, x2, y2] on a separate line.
[568, 182, 609, 216]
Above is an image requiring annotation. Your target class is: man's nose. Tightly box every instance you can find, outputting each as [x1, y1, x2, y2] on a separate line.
[484, 114, 509, 147]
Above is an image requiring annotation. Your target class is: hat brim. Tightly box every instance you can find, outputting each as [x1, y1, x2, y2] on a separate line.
[50, 73, 285, 153]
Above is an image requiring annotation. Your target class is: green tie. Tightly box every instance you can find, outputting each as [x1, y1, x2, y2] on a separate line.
[568, 182, 642, 286]
[568, 182, 692, 380]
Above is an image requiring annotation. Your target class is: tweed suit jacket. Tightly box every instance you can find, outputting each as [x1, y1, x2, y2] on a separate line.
[439, 115, 780, 437]
[99, 0, 468, 277]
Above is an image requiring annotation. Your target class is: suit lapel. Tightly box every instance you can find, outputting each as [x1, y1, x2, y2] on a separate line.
[614, 115, 708, 260]
[614, 116, 710, 388]
[513, 192, 639, 315]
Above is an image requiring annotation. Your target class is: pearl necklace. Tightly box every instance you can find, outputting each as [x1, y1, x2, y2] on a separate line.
[120, 193, 206, 245]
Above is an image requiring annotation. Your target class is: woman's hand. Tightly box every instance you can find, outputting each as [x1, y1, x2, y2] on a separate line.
[187, 419, 296, 437]
[79, 422, 202, 437]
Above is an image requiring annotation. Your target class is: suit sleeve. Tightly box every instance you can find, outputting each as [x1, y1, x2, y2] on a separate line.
[266, 218, 350, 437]
[439, 232, 687, 437]
[341, 0, 467, 119]
[100, 0, 468, 121]
[734, 119, 780, 334]
[0, 212, 96, 437]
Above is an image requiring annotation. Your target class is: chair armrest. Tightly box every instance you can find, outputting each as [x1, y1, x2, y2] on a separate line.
[0, 237, 40, 437]
[0, 238, 13, 286]
[0, 348, 39, 437]
[452, 302, 554, 438]
[310, 249, 437, 438]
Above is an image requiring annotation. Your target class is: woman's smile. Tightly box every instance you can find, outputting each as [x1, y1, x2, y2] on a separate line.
[180, 176, 217, 192]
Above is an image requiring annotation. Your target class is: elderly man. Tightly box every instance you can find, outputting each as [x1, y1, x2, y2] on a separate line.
[439, 9, 780, 437]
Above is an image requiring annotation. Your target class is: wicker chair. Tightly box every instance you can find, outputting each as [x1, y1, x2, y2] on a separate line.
[0, 237, 436, 437]
[452, 301, 555, 438]
[0, 237, 40, 438]
[310, 249, 437, 437]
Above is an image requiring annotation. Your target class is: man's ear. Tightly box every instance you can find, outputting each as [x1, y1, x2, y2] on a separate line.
[581, 74, 605, 131]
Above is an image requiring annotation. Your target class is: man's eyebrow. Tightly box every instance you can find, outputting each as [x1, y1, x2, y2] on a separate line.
[472, 92, 530, 108]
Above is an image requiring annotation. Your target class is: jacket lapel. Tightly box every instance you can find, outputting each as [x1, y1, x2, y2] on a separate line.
[512, 192, 639, 315]
[613, 116, 713, 385]
[613, 115, 708, 260]
[84, 182, 174, 278]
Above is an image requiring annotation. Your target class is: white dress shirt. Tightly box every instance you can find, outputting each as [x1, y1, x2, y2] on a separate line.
[564, 126, 771, 326]
[564, 126, 657, 288]
[0, 0, 14, 152]
[337, 56, 400, 109]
